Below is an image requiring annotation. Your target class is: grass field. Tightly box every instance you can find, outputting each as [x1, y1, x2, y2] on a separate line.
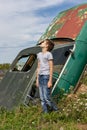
[0, 86, 87, 130]
[0, 68, 87, 130]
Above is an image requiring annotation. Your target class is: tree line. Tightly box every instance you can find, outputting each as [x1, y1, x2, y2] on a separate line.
[0, 63, 10, 70]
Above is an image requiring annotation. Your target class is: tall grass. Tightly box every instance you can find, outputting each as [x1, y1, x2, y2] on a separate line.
[0, 69, 87, 130]
[0, 90, 87, 130]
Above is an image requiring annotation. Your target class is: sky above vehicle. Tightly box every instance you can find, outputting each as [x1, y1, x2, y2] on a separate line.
[0, 0, 87, 63]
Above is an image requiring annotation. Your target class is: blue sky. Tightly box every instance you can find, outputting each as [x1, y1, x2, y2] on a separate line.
[0, 0, 87, 63]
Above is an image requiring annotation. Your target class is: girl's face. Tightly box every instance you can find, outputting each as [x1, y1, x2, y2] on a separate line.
[39, 41, 48, 49]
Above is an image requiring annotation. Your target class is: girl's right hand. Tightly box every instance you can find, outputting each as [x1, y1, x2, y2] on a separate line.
[36, 79, 39, 87]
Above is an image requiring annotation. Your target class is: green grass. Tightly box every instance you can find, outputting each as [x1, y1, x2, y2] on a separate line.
[0, 90, 87, 130]
[0, 71, 87, 130]
[81, 75, 87, 85]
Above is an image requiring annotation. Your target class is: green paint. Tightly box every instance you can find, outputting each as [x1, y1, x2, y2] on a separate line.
[39, 11, 68, 42]
[52, 21, 87, 99]
[78, 8, 87, 18]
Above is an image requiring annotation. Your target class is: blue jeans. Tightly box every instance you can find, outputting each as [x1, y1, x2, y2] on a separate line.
[39, 75, 58, 113]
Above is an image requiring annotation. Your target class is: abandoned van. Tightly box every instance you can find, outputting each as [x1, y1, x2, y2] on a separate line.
[0, 39, 74, 109]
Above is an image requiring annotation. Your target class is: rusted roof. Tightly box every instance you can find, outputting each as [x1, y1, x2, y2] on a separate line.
[39, 3, 87, 43]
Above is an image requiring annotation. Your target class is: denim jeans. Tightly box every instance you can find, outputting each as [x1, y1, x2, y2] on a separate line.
[39, 75, 58, 113]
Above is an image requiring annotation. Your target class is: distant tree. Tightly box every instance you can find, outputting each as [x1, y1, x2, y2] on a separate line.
[0, 63, 10, 70]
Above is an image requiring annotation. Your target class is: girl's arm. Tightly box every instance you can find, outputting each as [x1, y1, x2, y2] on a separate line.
[36, 61, 40, 87]
[48, 59, 53, 88]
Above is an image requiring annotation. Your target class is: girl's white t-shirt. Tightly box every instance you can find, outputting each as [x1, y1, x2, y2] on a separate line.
[37, 51, 53, 75]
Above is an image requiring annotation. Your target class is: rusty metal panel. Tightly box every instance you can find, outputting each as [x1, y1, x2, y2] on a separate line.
[39, 4, 87, 42]
[0, 46, 41, 109]
[52, 21, 87, 98]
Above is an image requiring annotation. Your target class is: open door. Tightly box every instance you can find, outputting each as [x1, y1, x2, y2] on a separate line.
[0, 46, 41, 109]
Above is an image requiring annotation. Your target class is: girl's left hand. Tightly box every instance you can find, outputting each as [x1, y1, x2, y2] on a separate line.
[48, 81, 52, 88]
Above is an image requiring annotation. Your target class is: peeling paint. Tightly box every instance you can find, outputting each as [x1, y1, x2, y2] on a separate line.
[39, 4, 87, 43]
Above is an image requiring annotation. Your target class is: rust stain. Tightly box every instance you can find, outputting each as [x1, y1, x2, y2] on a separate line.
[56, 4, 87, 39]
[39, 4, 87, 42]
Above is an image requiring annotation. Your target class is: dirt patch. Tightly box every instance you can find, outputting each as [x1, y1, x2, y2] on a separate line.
[77, 84, 87, 94]
[67, 83, 87, 99]
[77, 124, 87, 130]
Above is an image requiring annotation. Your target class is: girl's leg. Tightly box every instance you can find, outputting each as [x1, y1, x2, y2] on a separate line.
[39, 75, 48, 113]
[42, 75, 58, 111]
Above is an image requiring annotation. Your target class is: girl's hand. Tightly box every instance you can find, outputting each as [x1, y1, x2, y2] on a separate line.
[36, 79, 39, 87]
[48, 80, 52, 88]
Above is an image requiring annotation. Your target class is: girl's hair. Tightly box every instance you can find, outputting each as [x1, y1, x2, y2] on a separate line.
[40, 39, 54, 51]
[45, 39, 54, 51]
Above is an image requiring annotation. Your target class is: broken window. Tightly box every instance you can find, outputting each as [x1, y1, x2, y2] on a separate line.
[12, 54, 36, 72]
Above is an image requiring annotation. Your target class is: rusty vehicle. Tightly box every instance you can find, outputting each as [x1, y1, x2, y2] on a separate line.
[0, 3, 87, 109]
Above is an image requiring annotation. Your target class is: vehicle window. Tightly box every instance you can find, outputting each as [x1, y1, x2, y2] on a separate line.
[53, 44, 73, 74]
[12, 54, 36, 72]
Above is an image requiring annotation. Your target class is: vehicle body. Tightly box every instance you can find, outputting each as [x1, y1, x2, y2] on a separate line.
[0, 41, 73, 109]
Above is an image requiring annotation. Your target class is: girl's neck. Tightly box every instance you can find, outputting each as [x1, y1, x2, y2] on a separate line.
[42, 48, 48, 53]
